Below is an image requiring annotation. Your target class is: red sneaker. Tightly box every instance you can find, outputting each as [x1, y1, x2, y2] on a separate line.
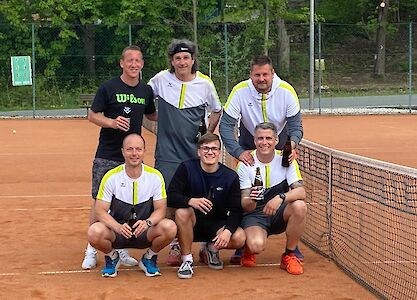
[241, 249, 256, 267]
[280, 253, 304, 275]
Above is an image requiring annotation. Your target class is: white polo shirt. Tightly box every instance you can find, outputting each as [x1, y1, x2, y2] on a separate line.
[224, 74, 300, 137]
[149, 70, 221, 112]
[236, 150, 302, 190]
[97, 164, 166, 205]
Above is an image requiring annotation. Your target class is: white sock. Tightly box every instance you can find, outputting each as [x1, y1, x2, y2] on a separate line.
[144, 248, 158, 259]
[207, 243, 218, 252]
[182, 254, 193, 262]
[86, 243, 96, 252]
[106, 249, 117, 260]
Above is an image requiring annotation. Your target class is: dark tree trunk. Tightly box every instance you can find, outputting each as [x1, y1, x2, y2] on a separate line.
[374, 0, 389, 77]
[277, 18, 290, 77]
[82, 24, 96, 76]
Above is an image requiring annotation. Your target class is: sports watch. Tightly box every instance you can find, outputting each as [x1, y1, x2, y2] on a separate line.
[279, 193, 286, 202]
[145, 219, 153, 227]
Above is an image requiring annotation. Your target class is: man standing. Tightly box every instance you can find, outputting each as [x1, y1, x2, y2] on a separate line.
[237, 122, 306, 275]
[82, 45, 157, 270]
[88, 133, 177, 277]
[148, 39, 222, 265]
[167, 133, 245, 279]
[219, 55, 303, 263]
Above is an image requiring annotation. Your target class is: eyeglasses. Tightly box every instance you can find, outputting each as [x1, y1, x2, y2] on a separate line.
[199, 146, 220, 154]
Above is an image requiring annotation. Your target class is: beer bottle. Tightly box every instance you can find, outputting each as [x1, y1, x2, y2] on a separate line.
[253, 167, 264, 202]
[281, 137, 292, 168]
[127, 206, 137, 240]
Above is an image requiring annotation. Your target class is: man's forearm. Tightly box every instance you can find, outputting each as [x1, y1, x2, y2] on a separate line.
[219, 112, 245, 159]
[207, 110, 221, 133]
[88, 111, 115, 129]
[287, 112, 303, 145]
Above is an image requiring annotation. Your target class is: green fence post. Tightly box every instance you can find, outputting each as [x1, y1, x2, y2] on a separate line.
[31, 23, 36, 118]
[224, 23, 229, 99]
[129, 24, 132, 46]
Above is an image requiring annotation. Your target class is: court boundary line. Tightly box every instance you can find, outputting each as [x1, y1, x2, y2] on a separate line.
[0, 263, 281, 277]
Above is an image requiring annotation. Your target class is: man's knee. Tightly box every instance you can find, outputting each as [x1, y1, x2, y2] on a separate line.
[175, 208, 193, 224]
[289, 200, 307, 219]
[156, 219, 177, 240]
[245, 232, 266, 254]
[87, 223, 107, 246]
[231, 228, 246, 248]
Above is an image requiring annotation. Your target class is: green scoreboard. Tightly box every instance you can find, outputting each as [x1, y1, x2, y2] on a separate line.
[11, 56, 32, 86]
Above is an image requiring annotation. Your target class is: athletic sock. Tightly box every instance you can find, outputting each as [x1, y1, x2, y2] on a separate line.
[86, 243, 96, 252]
[107, 249, 118, 260]
[182, 254, 193, 262]
[207, 242, 218, 252]
[285, 248, 295, 256]
[144, 248, 158, 259]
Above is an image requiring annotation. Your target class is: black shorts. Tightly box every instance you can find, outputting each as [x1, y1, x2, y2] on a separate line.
[241, 202, 288, 235]
[112, 230, 152, 249]
[193, 217, 226, 242]
[91, 158, 122, 199]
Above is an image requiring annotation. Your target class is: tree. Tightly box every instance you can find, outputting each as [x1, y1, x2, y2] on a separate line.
[374, 0, 390, 76]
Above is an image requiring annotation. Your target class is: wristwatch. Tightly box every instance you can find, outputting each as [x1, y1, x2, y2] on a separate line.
[279, 193, 286, 202]
[145, 219, 153, 227]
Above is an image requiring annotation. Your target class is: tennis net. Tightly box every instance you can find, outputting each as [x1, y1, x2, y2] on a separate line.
[296, 140, 416, 300]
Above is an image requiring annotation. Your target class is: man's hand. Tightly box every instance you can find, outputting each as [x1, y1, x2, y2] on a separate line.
[131, 220, 149, 237]
[288, 141, 298, 162]
[113, 116, 130, 131]
[118, 223, 134, 239]
[188, 197, 213, 214]
[238, 150, 254, 166]
[263, 197, 282, 216]
[250, 186, 264, 202]
[212, 229, 232, 249]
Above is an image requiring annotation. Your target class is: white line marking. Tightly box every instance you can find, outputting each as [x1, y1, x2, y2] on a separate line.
[0, 194, 90, 199]
[8, 207, 90, 211]
[0, 152, 92, 156]
[0, 263, 281, 277]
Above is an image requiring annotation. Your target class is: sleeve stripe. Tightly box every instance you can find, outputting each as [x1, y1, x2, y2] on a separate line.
[224, 81, 249, 110]
[197, 72, 221, 105]
[96, 165, 124, 200]
[144, 165, 167, 198]
[278, 82, 300, 112]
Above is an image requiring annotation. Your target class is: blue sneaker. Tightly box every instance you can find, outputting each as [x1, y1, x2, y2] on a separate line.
[101, 252, 120, 277]
[139, 255, 161, 277]
[294, 246, 305, 262]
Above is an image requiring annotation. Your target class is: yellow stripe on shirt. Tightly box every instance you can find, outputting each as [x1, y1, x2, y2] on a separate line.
[179, 84, 186, 109]
[197, 72, 221, 105]
[261, 94, 268, 122]
[144, 165, 167, 198]
[265, 164, 271, 188]
[133, 181, 138, 205]
[96, 165, 124, 200]
[224, 81, 249, 110]
[278, 82, 300, 112]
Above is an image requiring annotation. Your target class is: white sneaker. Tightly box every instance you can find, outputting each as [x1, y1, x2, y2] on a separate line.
[117, 249, 138, 267]
[82, 248, 97, 270]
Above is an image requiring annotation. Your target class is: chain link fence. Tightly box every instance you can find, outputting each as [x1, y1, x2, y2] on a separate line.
[0, 22, 416, 115]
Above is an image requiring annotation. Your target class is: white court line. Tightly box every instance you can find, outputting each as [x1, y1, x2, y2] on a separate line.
[8, 207, 90, 211]
[0, 152, 92, 156]
[364, 260, 417, 265]
[0, 263, 280, 277]
[0, 194, 89, 199]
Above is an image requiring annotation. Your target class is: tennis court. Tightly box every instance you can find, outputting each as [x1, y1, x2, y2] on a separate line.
[1, 115, 415, 299]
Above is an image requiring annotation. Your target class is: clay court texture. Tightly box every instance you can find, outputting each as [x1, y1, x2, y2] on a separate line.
[1, 114, 416, 299]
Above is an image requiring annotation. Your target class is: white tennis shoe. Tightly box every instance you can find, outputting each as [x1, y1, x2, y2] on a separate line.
[118, 249, 138, 267]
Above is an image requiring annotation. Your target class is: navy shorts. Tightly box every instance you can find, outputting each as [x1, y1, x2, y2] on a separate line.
[91, 158, 122, 199]
[112, 229, 152, 249]
[241, 202, 288, 235]
[193, 217, 226, 242]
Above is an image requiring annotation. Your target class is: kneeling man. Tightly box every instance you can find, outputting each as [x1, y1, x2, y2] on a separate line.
[88, 133, 177, 277]
[237, 122, 307, 275]
[168, 133, 245, 279]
